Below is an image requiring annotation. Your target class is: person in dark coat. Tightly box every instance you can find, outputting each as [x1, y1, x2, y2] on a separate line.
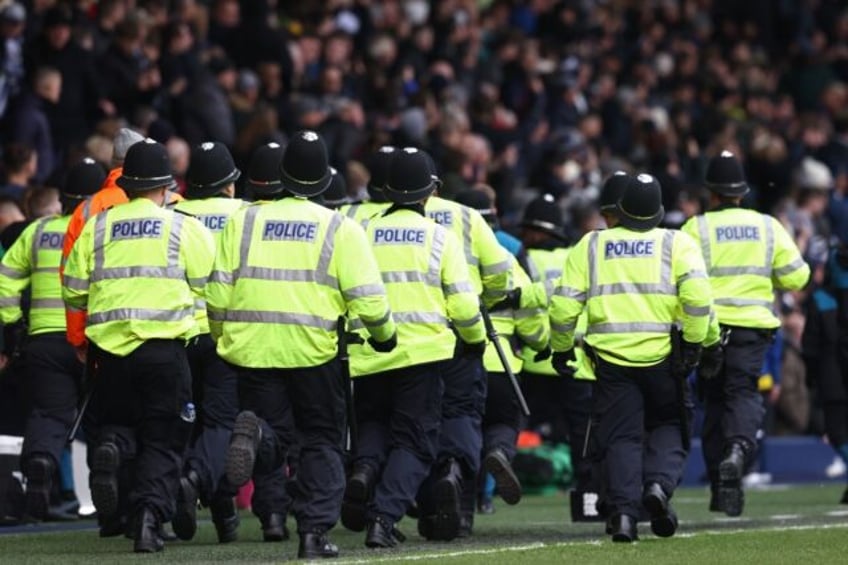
[3, 67, 59, 183]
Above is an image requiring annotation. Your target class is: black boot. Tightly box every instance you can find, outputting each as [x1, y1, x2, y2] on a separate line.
[298, 530, 339, 558]
[365, 515, 406, 548]
[46, 493, 81, 522]
[431, 459, 462, 541]
[709, 485, 724, 512]
[226, 411, 262, 487]
[642, 483, 678, 538]
[261, 512, 289, 542]
[23, 455, 55, 522]
[607, 514, 638, 543]
[133, 508, 164, 553]
[172, 470, 199, 541]
[159, 524, 178, 542]
[210, 495, 239, 543]
[719, 443, 746, 517]
[417, 515, 435, 540]
[342, 464, 376, 532]
[483, 449, 522, 505]
[91, 441, 120, 519]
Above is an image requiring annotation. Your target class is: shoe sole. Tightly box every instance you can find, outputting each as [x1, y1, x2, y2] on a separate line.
[226, 412, 260, 487]
[719, 485, 744, 517]
[341, 476, 370, 532]
[91, 444, 120, 519]
[24, 459, 52, 521]
[611, 532, 635, 543]
[431, 479, 461, 541]
[484, 452, 522, 505]
[172, 478, 198, 541]
[263, 529, 287, 542]
[719, 458, 743, 483]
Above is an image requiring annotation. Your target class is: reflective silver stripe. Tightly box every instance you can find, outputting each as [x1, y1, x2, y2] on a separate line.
[30, 218, 51, 271]
[661, 230, 674, 286]
[551, 321, 576, 333]
[710, 265, 770, 277]
[515, 307, 545, 319]
[589, 322, 672, 334]
[453, 312, 482, 328]
[92, 266, 186, 282]
[587, 231, 599, 298]
[429, 226, 447, 281]
[209, 270, 234, 284]
[774, 257, 807, 277]
[345, 204, 360, 219]
[443, 281, 473, 295]
[677, 270, 707, 284]
[382, 271, 435, 285]
[33, 267, 60, 274]
[31, 298, 66, 309]
[342, 284, 386, 301]
[544, 268, 562, 281]
[0, 264, 26, 279]
[481, 259, 511, 276]
[683, 304, 711, 316]
[714, 297, 773, 308]
[523, 327, 547, 345]
[208, 309, 338, 330]
[168, 212, 184, 265]
[235, 266, 339, 286]
[0, 296, 20, 307]
[555, 285, 586, 302]
[696, 215, 711, 270]
[395, 311, 448, 325]
[460, 206, 474, 266]
[81, 198, 93, 222]
[594, 282, 677, 296]
[316, 213, 344, 286]
[63, 275, 89, 290]
[187, 276, 207, 287]
[88, 307, 194, 325]
[237, 205, 260, 279]
[194, 298, 206, 310]
[93, 210, 108, 274]
[361, 310, 392, 328]
[526, 256, 541, 281]
[763, 215, 774, 269]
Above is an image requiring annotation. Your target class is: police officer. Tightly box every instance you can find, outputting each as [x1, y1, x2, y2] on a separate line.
[209, 131, 397, 560]
[62, 139, 216, 553]
[321, 168, 350, 210]
[419, 177, 514, 540]
[243, 142, 285, 202]
[0, 158, 104, 521]
[171, 142, 244, 543]
[682, 151, 810, 516]
[551, 174, 717, 542]
[339, 146, 394, 227]
[344, 147, 486, 548]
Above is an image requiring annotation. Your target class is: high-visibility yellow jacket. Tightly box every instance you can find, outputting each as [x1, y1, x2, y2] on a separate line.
[425, 196, 512, 307]
[207, 197, 396, 368]
[349, 207, 484, 376]
[551, 226, 717, 367]
[681, 206, 810, 329]
[483, 257, 549, 374]
[175, 197, 246, 335]
[339, 201, 390, 229]
[62, 198, 215, 356]
[0, 216, 70, 335]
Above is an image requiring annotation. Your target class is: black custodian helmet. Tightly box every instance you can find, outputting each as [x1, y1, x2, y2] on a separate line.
[383, 147, 439, 204]
[278, 130, 332, 198]
[116, 138, 176, 192]
[185, 141, 240, 199]
[617, 173, 664, 231]
[704, 150, 749, 197]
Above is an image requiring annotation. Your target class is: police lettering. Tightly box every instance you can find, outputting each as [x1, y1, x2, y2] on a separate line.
[427, 210, 453, 227]
[38, 232, 63, 250]
[200, 214, 228, 232]
[262, 221, 317, 242]
[604, 240, 655, 259]
[373, 228, 426, 245]
[715, 225, 760, 243]
[110, 219, 164, 241]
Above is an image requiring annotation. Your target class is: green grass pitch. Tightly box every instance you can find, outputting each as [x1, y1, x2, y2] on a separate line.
[2, 484, 847, 563]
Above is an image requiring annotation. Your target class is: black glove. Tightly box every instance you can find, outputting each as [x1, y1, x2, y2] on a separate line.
[672, 340, 702, 378]
[2, 320, 26, 359]
[458, 340, 487, 359]
[368, 333, 397, 353]
[533, 345, 552, 362]
[552, 349, 576, 377]
[698, 343, 724, 380]
[489, 288, 522, 312]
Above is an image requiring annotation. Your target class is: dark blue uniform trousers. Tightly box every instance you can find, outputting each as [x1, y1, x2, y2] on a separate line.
[482, 372, 521, 459]
[236, 359, 345, 534]
[184, 334, 239, 502]
[91, 339, 194, 522]
[21, 333, 83, 469]
[593, 356, 690, 519]
[702, 327, 771, 484]
[354, 361, 444, 523]
[437, 355, 486, 474]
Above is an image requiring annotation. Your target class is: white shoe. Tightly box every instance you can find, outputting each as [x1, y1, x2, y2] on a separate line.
[826, 456, 847, 479]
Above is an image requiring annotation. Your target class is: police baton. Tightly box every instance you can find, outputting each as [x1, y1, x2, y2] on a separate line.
[669, 326, 692, 452]
[67, 347, 95, 445]
[479, 302, 531, 417]
[337, 317, 363, 454]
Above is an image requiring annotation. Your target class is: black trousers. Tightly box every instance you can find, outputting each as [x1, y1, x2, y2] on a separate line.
[702, 327, 771, 483]
[593, 356, 690, 519]
[236, 359, 345, 533]
[92, 339, 193, 522]
[184, 334, 239, 502]
[482, 372, 521, 460]
[21, 333, 83, 468]
[353, 362, 444, 523]
[522, 371, 593, 489]
[437, 355, 486, 474]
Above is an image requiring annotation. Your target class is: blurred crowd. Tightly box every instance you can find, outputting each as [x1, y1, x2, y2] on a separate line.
[1, 0, 848, 443]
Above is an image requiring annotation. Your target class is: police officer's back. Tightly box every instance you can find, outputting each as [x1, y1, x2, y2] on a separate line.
[551, 174, 717, 542]
[681, 151, 810, 517]
[62, 139, 216, 553]
[339, 146, 394, 227]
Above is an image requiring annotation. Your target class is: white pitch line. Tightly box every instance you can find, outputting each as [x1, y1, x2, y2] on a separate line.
[713, 517, 752, 523]
[770, 514, 801, 520]
[332, 522, 848, 564]
[826, 510, 848, 517]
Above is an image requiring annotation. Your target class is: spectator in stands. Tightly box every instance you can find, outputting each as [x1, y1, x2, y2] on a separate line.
[0, 2, 27, 119]
[3, 67, 59, 182]
[0, 143, 37, 202]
